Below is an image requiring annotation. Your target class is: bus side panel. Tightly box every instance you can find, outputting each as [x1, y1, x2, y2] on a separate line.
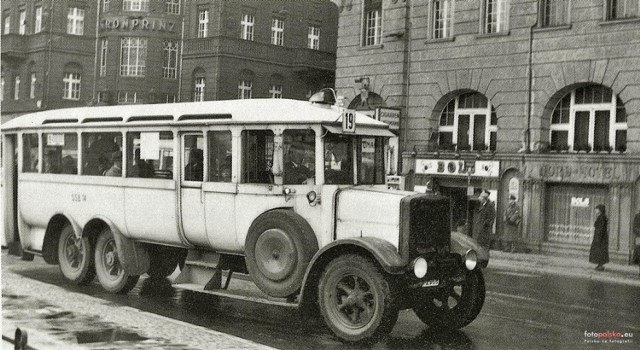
[124, 187, 181, 245]
[234, 185, 290, 251]
[204, 190, 238, 252]
[19, 179, 127, 249]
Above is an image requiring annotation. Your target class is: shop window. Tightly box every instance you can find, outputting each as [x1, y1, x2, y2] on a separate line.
[540, 0, 570, 27]
[431, 0, 454, 39]
[482, 0, 509, 34]
[437, 92, 497, 151]
[43, 133, 78, 174]
[606, 0, 640, 20]
[549, 85, 626, 153]
[363, 0, 382, 46]
[242, 130, 274, 184]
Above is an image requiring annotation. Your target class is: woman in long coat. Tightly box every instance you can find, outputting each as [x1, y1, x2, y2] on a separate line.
[589, 204, 609, 271]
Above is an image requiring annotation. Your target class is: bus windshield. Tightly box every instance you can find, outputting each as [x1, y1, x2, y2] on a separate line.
[324, 133, 386, 185]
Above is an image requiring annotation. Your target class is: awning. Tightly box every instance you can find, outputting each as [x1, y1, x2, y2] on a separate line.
[323, 125, 395, 137]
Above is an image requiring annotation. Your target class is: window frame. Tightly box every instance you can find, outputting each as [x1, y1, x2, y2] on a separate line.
[241, 13, 255, 41]
[605, 0, 640, 20]
[269, 84, 282, 99]
[162, 40, 178, 79]
[540, 0, 570, 27]
[19, 9, 26, 35]
[67, 7, 85, 35]
[100, 39, 108, 77]
[271, 18, 285, 46]
[120, 37, 147, 77]
[238, 80, 252, 99]
[62, 72, 81, 100]
[29, 72, 36, 99]
[122, 0, 149, 12]
[198, 9, 209, 38]
[482, 0, 509, 34]
[193, 77, 205, 102]
[308, 25, 320, 50]
[166, 0, 181, 15]
[34, 6, 42, 33]
[431, 0, 454, 39]
[437, 93, 498, 152]
[14, 75, 20, 100]
[362, 0, 382, 46]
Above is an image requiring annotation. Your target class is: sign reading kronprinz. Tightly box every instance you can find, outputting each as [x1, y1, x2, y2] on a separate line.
[101, 17, 178, 32]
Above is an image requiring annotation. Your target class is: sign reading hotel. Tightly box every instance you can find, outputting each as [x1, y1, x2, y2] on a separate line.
[101, 17, 178, 32]
[375, 108, 400, 131]
[415, 159, 500, 178]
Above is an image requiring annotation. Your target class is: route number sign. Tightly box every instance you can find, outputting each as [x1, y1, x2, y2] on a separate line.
[342, 109, 356, 133]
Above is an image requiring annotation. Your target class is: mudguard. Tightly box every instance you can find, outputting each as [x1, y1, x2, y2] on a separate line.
[86, 216, 150, 275]
[42, 213, 83, 264]
[307, 237, 406, 275]
[451, 231, 490, 268]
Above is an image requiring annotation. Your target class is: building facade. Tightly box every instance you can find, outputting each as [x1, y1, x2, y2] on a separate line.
[1, 0, 98, 122]
[335, 0, 640, 263]
[181, 0, 338, 102]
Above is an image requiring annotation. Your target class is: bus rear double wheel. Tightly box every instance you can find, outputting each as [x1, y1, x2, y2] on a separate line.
[94, 228, 139, 294]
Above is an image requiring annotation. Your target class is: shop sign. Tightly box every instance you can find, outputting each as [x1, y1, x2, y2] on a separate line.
[415, 159, 500, 178]
[531, 162, 637, 183]
[101, 17, 177, 32]
[375, 108, 400, 131]
[571, 197, 590, 207]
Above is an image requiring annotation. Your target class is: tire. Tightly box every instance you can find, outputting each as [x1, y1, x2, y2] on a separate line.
[245, 210, 318, 298]
[147, 246, 181, 278]
[318, 255, 399, 344]
[412, 269, 486, 329]
[94, 228, 140, 294]
[57, 225, 95, 285]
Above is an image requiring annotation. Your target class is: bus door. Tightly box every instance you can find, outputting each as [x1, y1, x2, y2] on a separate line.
[180, 133, 207, 247]
[1, 134, 19, 251]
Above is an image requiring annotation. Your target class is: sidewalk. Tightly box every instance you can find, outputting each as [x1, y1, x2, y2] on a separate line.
[488, 249, 640, 286]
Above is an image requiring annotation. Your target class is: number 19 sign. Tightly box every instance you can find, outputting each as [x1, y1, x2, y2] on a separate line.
[342, 109, 356, 133]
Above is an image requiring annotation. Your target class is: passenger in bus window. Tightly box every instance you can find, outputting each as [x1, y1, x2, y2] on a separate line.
[284, 143, 311, 184]
[44, 150, 62, 174]
[104, 151, 122, 177]
[131, 149, 154, 178]
[185, 149, 204, 181]
[61, 155, 77, 174]
[85, 134, 119, 175]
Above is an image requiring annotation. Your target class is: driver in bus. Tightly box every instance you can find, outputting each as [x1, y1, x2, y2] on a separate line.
[284, 143, 311, 184]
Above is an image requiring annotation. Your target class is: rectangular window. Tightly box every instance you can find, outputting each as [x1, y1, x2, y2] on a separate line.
[359, 137, 385, 185]
[162, 40, 178, 79]
[308, 26, 320, 50]
[432, 0, 454, 39]
[194, 77, 205, 102]
[238, 80, 252, 99]
[165, 94, 177, 103]
[271, 18, 284, 46]
[34, 6, 42, 33]
[593, 110, 610, 152]
[63, 73, 81, 100]
[607, 0, 640, 20]
[67, 7, 85, 35]
[82, 132, 122, 176]
[126, 131, 174, 179]
[13, 76, 20, 100]
[43, 133, 78, 174]
[198, 9, 209, 38]
[103, 0, 110, 12]
[283, 130, 315, 185]
[541, 0, 569, 27]
[4, 13, 11, 34]
[208, 131, 233, 182]
[242, 130, 274, 184]
[183, 134, 204, 182]
[120, 37, 147, 76]
[19, 9, 26, 35]
[166, 0, 180, 14]
[363, 0, 382, 46]
[484, 0, 508, 34]
[269, 85, 282, 99]
[118, 91, 139, 104]
[100, 39, 108, 77]
[22, 134, 39, 173]
[123, 0, 148, 12]
[29, 72, 36, 99]
[241, 14, 255, 40]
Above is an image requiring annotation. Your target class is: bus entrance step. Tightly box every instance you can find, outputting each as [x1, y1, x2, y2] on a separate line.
[173, 282, 299, 308]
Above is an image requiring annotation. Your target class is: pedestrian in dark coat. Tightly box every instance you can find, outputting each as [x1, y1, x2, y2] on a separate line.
[589, 204, 609, 271]
[632, 211, 640, 276]
[502, 194, 521, 253]
[472, 191, 496, 250]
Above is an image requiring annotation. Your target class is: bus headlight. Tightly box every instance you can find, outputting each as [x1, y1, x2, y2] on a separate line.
[412, 257, 428, 278]
[464, 249, 478, 271]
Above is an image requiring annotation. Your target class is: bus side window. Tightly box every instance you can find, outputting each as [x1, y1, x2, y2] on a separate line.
[81, 132, 122, 176]
[208, 131, 232, 182]
[283, 129, 315, 185]
[43, 133, 78, 174]
[242, 130, 274, 184]
[184, 134, 204, 182]
[22, 133, 39, 173]
[126, 131, 174, 179]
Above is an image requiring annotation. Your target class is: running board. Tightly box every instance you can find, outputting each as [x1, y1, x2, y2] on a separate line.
[174, 282, 299, 308]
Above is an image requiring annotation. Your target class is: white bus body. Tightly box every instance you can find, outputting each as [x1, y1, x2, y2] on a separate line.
[1, 98, 488, 343]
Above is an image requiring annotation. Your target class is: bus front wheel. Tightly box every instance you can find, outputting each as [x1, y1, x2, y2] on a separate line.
[94, 228, 139, 294]
[58, 225, 95, 285]
[318, 255, 399, 343]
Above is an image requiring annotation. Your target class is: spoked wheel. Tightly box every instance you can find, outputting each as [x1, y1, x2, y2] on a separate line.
[94, 228, 139, 294]
[412, 269, 485, 329]
[58, 225, 95, 285]
[318, 255, 398, 344]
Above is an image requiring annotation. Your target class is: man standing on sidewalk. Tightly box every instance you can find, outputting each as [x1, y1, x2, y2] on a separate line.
[473, 191, 496, 250]
[502, 194, 522, 253]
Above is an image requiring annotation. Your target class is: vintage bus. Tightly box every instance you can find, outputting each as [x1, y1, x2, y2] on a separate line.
[1, 95, 488, 343]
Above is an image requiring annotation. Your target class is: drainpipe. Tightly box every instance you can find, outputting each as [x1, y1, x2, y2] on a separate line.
[92, 0, 101, 105]
[401, 0, 413, 173]
[44, 0, 54, 110]
[525, 3, 539, 153]
[178, 17, 185, 101]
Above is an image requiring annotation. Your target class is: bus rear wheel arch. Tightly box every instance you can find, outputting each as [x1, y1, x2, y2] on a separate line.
[94, 227, 140, 294]
[245, 209, 318, 298]
[58, 224, 95, 285]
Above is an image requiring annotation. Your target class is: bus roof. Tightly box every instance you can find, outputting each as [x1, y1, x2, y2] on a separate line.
[1, 99, 392, 133]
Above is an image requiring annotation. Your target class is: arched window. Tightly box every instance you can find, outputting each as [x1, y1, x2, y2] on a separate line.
[63, 62, 82, 100]
[438, 92, 497, 151]
[549, 85, 626, 152]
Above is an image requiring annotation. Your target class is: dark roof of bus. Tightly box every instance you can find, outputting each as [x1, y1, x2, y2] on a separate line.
[1, 99, 390, 131]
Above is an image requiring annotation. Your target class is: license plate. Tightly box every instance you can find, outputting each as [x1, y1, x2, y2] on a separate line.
[422, 279, 440, 287]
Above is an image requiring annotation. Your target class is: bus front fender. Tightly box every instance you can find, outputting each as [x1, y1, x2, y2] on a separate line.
[86, 216, 150, 275]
